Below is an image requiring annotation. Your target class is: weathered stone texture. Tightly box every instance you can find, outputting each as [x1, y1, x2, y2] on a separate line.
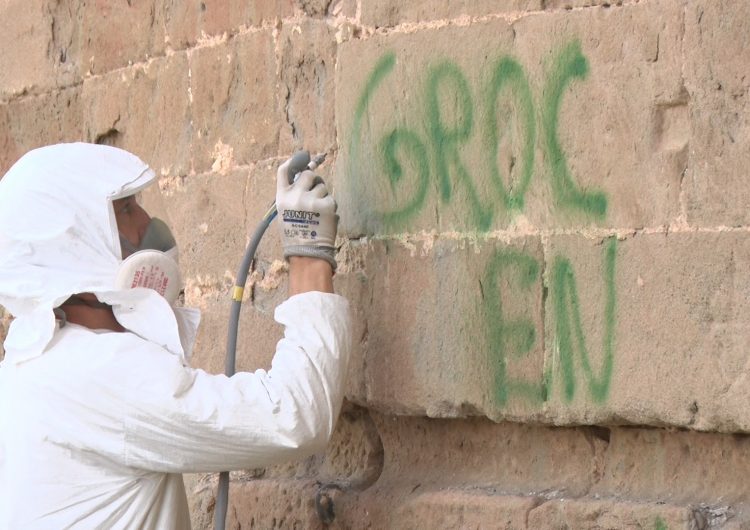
[277, 20, 338, 156]
[684, 0, 750, 226]
[593, 427, 750, 507]
[0, 0, 81, 98]
[81, 1, 166, 75]
[167, 169, 250, 281]
[163, 0, 295, 51]
[0, 88, 84, 174]
[190, 289, 283, 380]
[335, 231, 750, 432]
[395, 491, 537, 530]
[82, 55, 192, 176]
[296, 0, 351, 18]
[337, 236, 546, 419]
[527, 498, 694, 530]
[189, 31, 278, 174]
[188, 417, 750, 528]
[543, 232, 750, 431]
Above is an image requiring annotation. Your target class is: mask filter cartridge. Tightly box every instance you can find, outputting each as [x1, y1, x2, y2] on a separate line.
[115, 249, 182, 305]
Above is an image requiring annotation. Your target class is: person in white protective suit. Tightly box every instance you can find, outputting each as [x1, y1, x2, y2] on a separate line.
[0, 143, 351, 529]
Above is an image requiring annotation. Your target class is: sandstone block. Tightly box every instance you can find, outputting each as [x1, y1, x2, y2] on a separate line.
[543, 232, 750, 432]
[277, 20, 338, 156]
[369, 415, 599, 496]
[165, 169, 251, 282]
[189, 31, 278, 174]
[683, 0, 750, 226]
[335, 0, 685, 237]
[0, 88, 83, 175]
[173, 163, 286, 375]
[0, 0, 81, 98]
[337, 230, 750, 432]
[336, 236, 546, 419]
[595, 427, 750, 507]
[295, 0, 344, 17]
[225, 478, 324, 529]
[185, 417, 750, 528]
[174, 158, 351, 377]
[81, 0, 166, 75]
[82, 54, 192, 176]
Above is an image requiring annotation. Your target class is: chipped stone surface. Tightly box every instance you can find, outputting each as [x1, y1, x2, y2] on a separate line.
[277, 19, 338, 156]
[189, 30, 278, 173]
[82, 54, 192, 176]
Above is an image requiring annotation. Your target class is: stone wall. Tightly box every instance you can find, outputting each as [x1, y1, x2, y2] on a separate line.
[1, 0, 750, 528]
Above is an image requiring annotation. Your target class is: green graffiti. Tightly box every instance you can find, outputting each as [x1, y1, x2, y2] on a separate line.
[349, 40, 608, 233]
[485, 57, 536, 211]
[348, 43, 619, 410]
[485, 241, 618, 407]
[379, 128, 430, 226]
[351, 53, 396, 162]
[484, 250, 545, 406]
[426, 62, 498, 230]
[427, 62, 474, 203]
[542, 41, 607, 217]
[654, 517, 668, 530]
[348, 53, 397, 232]
[552, 237, 617, 402]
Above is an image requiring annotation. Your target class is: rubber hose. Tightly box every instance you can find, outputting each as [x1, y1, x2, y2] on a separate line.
[214, 151, 310, 530]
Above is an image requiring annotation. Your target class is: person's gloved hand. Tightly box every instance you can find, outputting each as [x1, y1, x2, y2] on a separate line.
[276, 153, 338, 271]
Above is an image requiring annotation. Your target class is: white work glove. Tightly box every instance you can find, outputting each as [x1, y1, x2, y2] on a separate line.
[276, 153, 338, 270]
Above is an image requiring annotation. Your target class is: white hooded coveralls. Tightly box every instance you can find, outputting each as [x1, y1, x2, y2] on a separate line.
[0, 144, 351, 529]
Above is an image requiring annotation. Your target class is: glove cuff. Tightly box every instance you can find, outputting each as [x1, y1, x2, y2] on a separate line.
[284, 245, 337, 271]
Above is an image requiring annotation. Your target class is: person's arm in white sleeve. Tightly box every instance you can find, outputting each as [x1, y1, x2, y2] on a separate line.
[117, 290, 350, 473]
[122, 154, 348, 472]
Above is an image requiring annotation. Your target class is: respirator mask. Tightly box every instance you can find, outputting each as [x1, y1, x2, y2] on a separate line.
[113, 189, 182, 306]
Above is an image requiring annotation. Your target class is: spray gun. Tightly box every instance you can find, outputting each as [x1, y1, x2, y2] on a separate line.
[214, 151, 326, 530]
